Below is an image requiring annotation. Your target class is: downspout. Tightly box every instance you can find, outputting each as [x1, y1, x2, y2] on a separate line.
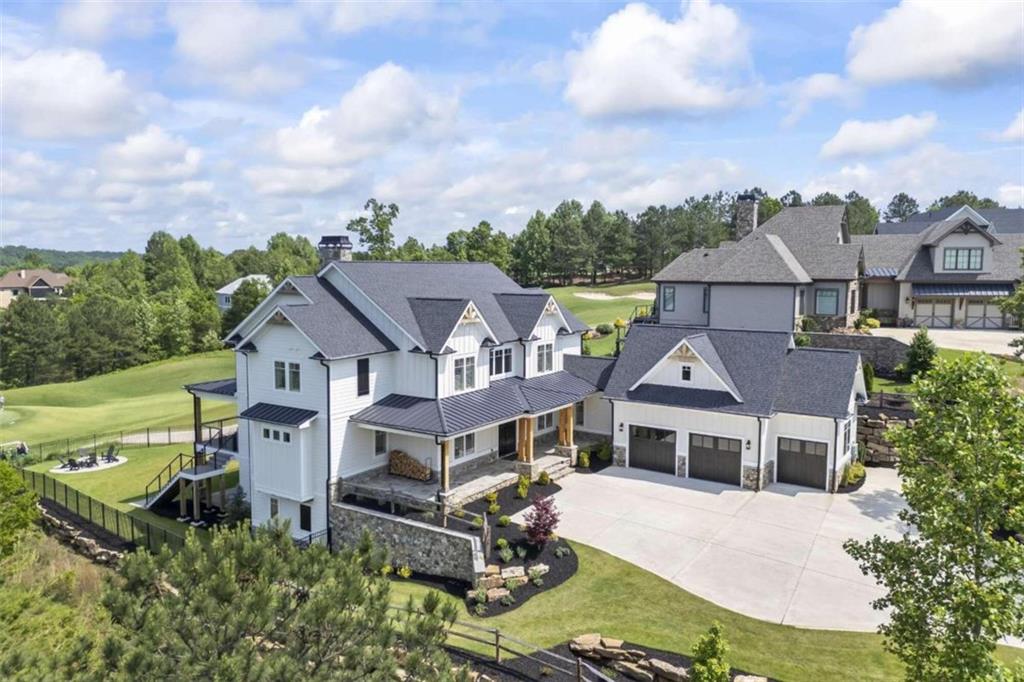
[319, 357, 332, 543]
[831, 418, 840, 493]
[243, 350, 253, 502]
[755, 416, 764, 491]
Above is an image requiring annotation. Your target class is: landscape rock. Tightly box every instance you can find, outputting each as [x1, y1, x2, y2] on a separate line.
[529, 563, 550, 577]
[569, 633, 602, 654]
[644, 657, 689, 681]
[479, 575, 503, 590]
[600, 636, 623, 649]
[506, 575, 528, 588]
[732, 676, 768, 682]
[484, 564, 500, 576]
[610, 659, 654, 681]
[500, 565, 525, 579]
[485, 587, 509, 603]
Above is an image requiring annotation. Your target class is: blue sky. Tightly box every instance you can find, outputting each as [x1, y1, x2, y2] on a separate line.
[2, 1, 1022, 252]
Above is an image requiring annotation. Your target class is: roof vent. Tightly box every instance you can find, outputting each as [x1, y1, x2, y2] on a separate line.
[318, 235, 352, 265]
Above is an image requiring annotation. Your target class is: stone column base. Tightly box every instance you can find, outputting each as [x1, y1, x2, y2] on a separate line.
[515, 460, 540, 479]
[741, 465, 760, 491]
[675, 454, 687, 478]
[612, 445, 626, 467]
[553, 444, 578, 466]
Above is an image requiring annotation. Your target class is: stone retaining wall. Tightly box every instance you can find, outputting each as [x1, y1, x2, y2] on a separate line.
[804, 332, 909, 376]
[857, 413, 911, 465]
[329, 502, 485, 584]
[38, 504, 124, 566]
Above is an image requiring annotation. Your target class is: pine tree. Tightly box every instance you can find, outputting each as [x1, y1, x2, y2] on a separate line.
[883, 193, 920, 222]
[0, 295, 69, 387]
[905, 327, 937, 378]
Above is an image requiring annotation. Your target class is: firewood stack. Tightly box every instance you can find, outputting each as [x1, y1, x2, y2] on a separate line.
[388, 450, 431, 481]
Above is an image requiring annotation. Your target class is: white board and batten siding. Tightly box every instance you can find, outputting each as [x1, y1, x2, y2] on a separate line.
[765, 411, 842, 483]
[580, 394, 611, 433]
[643, 350, 732, 394]
[437, 316, 492, 399]
[524, 312, 568, 379]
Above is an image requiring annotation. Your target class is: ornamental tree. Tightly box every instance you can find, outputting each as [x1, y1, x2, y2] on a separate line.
[524, 495, 561, 546]
[845, 353, 1024, 680]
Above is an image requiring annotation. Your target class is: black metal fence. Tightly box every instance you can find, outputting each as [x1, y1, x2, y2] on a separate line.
[19, 468, 187, 554]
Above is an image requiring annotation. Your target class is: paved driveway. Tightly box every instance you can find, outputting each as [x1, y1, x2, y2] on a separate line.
[530, 467, 909, 631]
[871, 327, 1019, 355]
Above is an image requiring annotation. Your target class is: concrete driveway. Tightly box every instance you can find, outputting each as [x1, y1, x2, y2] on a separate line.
[871, 327, 1019, 355]
[532, 467, 909, 631]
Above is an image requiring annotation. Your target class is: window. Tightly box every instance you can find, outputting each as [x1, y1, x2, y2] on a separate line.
[269, 497, 279, 518]
[536, 412, 554, 431]
[575, 401, 584, 426]
[299, 504, 311, 532]
[374, 430, 387, 457]
[263, 428, 287, 442]
[272, 430, 280, 441]
[843, 420, 852, 453]
[798, 289, 805, 316]
[274, 361, 286, 389]
[275, 360, 300, 391]
[702, 286, 711, 314]
[454, 356, 476, 391]
[663, 285, 676, 312]
[224, 295, 231, 305]
[490, 347, 512, 376]
[356, 356, 368, 393]
[536, 343, 553, 373]
[849, 289, 857, 314]
[680, 364, 693, 382]
[262, 427, 270, 439]
[453, 432, 475, 459]
[943, 247, 983, 271]
[357, 358, 370, 396]
[282, 431, 291, 444]
[288, 362, 301, 392]
[815, 289, 839, 316]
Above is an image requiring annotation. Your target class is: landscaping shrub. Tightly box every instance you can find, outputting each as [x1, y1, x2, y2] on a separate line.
[487, 502, 500, 515]
[472, 516, 484, 529]
[553, 546, 571, 559]
[844, 461, 866, 487]
[504, 579, 519, 592]
[800, 316, 820, 332]
[484, 492, 498, 504]
[498, 547, 514, 563]
[497, 515, 511, 527]
[906, 326, 937, 379]
[515, 546, 527, 559]
[537, 470, 551, 486]
[691, 623, 730, 682]
[794, 332, 811, 347]
[224, 487, 251, 527]
[516, 474, 530, 499]
[452, 507, 466, 518]
[496, 537, 509, 550]
[499, 594, 515, 607]
[577, 450, 590, 468]
[595, 442, 612, 461]
[595, 322, 615, 335]
[472, 587, 487, 604]
[524, 496, 561, 546]
[397, 565, 413, 579]
[863, 362, 875, 393]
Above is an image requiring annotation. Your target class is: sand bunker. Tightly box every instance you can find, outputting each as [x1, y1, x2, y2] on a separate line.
[574, 291, 655, 302]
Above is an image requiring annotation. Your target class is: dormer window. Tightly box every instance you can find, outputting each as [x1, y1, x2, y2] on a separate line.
[943, 247, 982, 271]
[454, 356, 476, 392]
[536, 343, 553, 373]
[680, 364, 693, 382]
[490, 347, 512, 377]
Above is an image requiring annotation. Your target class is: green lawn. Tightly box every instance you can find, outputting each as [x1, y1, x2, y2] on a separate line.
[392, 543, 1023, 681]
[546, 281, 655, 357]
[1, 351, 236, 447]
[873, 348, 1024, 393]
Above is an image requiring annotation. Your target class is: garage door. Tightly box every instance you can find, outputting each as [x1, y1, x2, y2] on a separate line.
[914, 299, 953, 328]
[688, 433, 742, 485]
[628, 426, 676, 474]
[965, 300, 1005, 329]
[777, 437, 828, 489]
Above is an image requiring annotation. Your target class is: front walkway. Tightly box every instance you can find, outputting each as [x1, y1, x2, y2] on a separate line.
[518, 466, 909, 631]
[872, 327, 1020, 355]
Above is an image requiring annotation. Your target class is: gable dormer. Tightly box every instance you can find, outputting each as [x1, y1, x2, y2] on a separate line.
[629, 335, 742, 401]
[923, 212, 1000, 275]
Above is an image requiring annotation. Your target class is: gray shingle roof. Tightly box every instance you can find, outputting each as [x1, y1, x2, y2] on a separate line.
[328, 262, 588, 349]
[351, 371, 599, 436]
[495, 293, 551, 338]
[185, 378, 237, 397]
[876, 207, 1024, 235]
[851, 234, 920, 275]
[685, 333, 742, 400]
[564, 355, 616, 390]
[604, 325, 858, 419]
[655, 233, 812, 284]
[756, 205, 848, 244]
[409, 298, 470, 353]
[239, 402, 318, 427]
[896, 234, 1024, 283]
[919, 218, 1000, 246]
[278, 277, 397, 359]
[785, 242, 862, 280]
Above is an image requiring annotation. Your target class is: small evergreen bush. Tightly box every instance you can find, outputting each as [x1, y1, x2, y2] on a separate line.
[497, 515, 511, 527]
[905, 326, 937, 379]
[537, 470, 551, 486]
[577, 450, 590, 468]
[862, 362, 875, 393]
[691, 623, 730, 682]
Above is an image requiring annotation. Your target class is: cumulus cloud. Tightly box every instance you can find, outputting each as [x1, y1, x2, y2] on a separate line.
[847, 0, 1024, 85]
[167, 1, 305, 95]
[57, 1, 154, 42]
[564, 0, 753, 117]
[99, 125, 202, 183]
[781, 73, 859, 127]
[268, 63, 457, 167]
[820, 113, 937, 159]
[243, 166, 356, 196]
[326, 0, 435, 33]
[998, 183, 1024, 207]
[0, 48, 139, 138]
[996, 110, 1024, 142]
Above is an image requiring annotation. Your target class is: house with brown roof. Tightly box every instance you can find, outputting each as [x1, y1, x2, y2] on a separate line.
[0, 268, 71, 309]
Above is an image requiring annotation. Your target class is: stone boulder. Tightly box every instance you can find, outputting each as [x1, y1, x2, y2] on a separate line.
[500, 566, 525, 579]
[611, 660, 654, 681]
[644, 657, 689, 681]
[485, 587, 509, 603]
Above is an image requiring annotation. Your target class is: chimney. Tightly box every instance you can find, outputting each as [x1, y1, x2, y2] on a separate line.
[317, 235, 352, 266]
[734, 194, 759, 239]
[19, 269, 26, 279]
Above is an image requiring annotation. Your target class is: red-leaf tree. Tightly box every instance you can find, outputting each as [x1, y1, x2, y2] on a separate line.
[524, 495, 561, 546]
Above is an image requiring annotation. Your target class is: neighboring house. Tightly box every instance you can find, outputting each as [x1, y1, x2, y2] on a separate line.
[216, 274, 272, 311]
[856, 206, 1023, 328]
[0, 268, 71, 309]
[875, 207, 1024, 235]
[177, 237, 865, 541]
[653, 200, 863, 331]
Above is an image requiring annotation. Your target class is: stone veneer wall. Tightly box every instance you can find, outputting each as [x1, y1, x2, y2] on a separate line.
[804, 332, 909, 377]
[740, 461, 776, 490]
[612, 444, 627, 467]
[329, 502, 485, 584]
[857, 413, 910, 465]
[675, 454, 687, 477]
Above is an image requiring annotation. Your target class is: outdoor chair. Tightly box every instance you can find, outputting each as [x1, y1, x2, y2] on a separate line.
[87, 453, 99, 467]
[103, 445, 119, 463]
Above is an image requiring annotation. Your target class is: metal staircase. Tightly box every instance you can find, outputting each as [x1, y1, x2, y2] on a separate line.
[143, 428, 236, 510]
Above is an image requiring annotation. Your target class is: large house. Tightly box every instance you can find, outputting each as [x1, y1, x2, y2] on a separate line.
[0, 268, 71, 309]
[174, 240, 865, 544]
[653, 201, 1022, 330]
[215, 274, 272, 311]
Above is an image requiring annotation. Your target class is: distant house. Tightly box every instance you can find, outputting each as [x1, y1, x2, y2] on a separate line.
[216, 275, 272, 311]
[0, 268, 71, 309]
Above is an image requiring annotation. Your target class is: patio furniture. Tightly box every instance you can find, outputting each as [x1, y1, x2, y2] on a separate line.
[103, 445, 119, 463]
[59, 457, 80, 471]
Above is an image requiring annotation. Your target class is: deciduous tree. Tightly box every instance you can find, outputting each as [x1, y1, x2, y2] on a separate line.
[0, 461, 38, 558]
[883, 193, 920, 222]
[1000, 247, 1024, 357]
[347, 198, 399, 260]
[929, 190, 1001, 211]
[811, 191, 843, 206]
[844, 191, 880, 235]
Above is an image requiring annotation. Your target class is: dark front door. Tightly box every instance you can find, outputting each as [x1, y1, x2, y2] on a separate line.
[688, 433, 742, 485]
[777, 437, 828, 489]
[498, 421, 517, 457]
[628, 426, 676, 474]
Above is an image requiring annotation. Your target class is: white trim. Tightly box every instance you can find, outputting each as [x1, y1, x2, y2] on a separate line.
[488, 346, 514, 379]
[773, 434, 830, 485]
[452, 354, 478, 393]
[320, 262, 421, 348]
[624, 420, 680, 474]
[236, 306, 326, 359]
[627, 337, 741, 402]
[439, 301, 500, 353]
[525, 295, 572, 340]
[944, 205, 990, 228]
[222, 277, 311, 343]
[685, 427, 746, 486]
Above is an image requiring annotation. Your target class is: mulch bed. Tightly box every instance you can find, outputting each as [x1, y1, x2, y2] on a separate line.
[463, 480, 579, 616]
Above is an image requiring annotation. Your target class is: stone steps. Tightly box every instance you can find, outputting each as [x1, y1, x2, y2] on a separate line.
[543, 458, 573, 481]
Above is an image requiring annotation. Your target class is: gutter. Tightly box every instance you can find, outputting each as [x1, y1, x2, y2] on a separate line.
[832, 418, 840, 493]
[319, 357, 332, 543]
[242, 349, 253, 501]
[755, 416, 764, 491]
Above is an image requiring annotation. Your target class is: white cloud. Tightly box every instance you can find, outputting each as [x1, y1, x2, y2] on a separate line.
[100, 125, 202, 183]
[998, 183, 1024, 207]
[996, 110, 1024, 142]
[781, 73, 859, 127]
[244, 166, 355, 196]
[167, 1, 305, 95]
[326, 1, 434, 33]
[0, 48, 139, 138]
[564, 0, 753, 117]
[820, 113, 937, 159]
[847, 0, 1024, 85]
[269, 63, 457, 166]
[57, 1, 154, 42]
[602, 157, 744, 209]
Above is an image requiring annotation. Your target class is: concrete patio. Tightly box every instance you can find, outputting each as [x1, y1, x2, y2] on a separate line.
[518, 466, 911, 631]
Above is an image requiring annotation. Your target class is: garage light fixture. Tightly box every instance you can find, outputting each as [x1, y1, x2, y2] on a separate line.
[745, 439, 751, 450]
[618, 422, 624, 432]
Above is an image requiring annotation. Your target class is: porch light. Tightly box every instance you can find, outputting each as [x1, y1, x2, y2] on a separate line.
[745, 439, 751, 450]
[618, 422, 624, 432]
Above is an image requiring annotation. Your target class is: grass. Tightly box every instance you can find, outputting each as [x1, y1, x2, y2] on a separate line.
[392, 542, 1023, 681]
[546, 281, 655, 357]
[1, 351, 236, 446]
[873, 348, 1024, 393]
